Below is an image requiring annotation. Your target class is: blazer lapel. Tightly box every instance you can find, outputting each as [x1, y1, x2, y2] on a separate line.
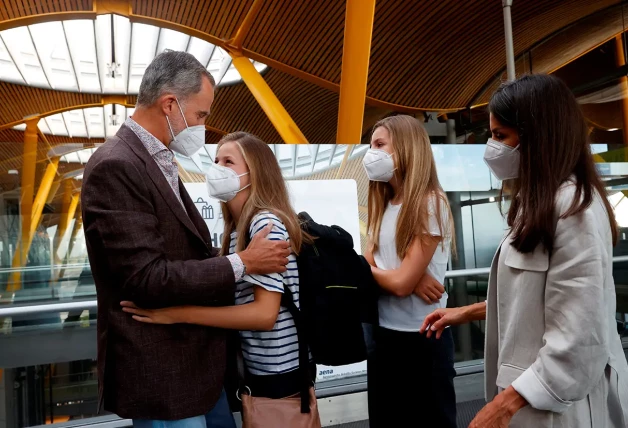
[116, 125, 207, 247]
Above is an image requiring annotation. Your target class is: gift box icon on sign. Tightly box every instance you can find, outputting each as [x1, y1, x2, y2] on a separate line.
[194, 197, 215, 220]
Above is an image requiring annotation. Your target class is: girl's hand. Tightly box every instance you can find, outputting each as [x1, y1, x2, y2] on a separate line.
[413, 272, 445, 304]
[121, 301, 185, 325]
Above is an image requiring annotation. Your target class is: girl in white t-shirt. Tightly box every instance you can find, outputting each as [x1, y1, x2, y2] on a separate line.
[362, 115, 457, 427]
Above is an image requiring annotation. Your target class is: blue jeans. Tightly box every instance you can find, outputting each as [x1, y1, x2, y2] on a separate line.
[133, 389, 236, 428]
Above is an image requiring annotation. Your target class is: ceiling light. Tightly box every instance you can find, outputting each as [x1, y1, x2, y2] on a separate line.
[8, 169, 18, 175]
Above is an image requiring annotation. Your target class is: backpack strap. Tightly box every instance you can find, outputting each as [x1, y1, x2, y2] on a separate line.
[281, 285, 311, 414]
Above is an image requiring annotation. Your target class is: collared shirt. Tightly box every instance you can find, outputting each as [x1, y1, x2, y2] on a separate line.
[125, 117, 244, 281]
[125, 117, 185, 209]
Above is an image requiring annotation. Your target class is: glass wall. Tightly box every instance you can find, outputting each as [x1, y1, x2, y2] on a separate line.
[2, 139, 628, 425]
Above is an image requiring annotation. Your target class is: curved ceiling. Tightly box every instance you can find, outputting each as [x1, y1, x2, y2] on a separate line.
[473, 2, 628, 106]
[0, 0, 621, 118]
[0, 14, 267, 93]
[0, 0, 624, 189]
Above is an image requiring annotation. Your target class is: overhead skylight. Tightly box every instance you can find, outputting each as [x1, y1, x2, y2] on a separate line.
[13, 105, 135, 138]
[0, 14, 267, 93]
[179, 144, 369, 178]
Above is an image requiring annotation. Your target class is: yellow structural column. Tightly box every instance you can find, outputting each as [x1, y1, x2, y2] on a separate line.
[336, 0, 376, 144]
[56, 211, 83, 281]
[8, 156, 60, 291]
[53, 180, 76, 266]
[18, 120, 38, 261]
[7, 119, 38, 290]
[63, 193, 81, 253]
[30, 157, 60, 241]
[229, 53, 308, 144]
[335, 145, 352, 179]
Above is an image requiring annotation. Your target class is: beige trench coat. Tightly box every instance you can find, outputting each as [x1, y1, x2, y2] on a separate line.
[484, 181, 628, 427]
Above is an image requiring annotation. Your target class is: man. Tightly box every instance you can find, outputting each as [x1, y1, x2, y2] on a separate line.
[81, 51, 290, 427]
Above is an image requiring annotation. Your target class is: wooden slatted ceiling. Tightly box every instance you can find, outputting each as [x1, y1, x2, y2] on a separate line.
[207, 69, 340, 143]
[0, 70, 389, 145]
[0, 82, 113, 126]
[473, 2, 627, 106]
[132, 0, 254, 40]
[0, 0, 620, 111]
[242, 0, 619, 109]
[0, 0, 92, 20]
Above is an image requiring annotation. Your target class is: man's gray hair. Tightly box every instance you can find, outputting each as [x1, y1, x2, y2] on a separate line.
[137, 51, 216, 107]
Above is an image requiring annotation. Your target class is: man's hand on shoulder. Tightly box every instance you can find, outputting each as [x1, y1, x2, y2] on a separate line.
[238, 222, 290, 275]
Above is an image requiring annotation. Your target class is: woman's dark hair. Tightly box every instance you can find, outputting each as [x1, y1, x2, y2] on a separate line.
[489, 74, 618, 253]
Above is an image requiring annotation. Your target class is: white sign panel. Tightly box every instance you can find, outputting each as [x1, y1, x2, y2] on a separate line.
[184, 180, 367, 381]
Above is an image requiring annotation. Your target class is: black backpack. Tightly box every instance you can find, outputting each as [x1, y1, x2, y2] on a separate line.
[237, 211, 378, 413]
[283, 211, 377, 366]
[281, 212, 380, 411]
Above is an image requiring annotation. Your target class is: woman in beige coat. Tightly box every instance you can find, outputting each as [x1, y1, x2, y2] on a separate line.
[421, 74, 628, 428]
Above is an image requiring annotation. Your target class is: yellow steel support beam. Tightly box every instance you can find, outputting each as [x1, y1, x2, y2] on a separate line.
[229, 53, 308, 144]
[53, 191, 80, 282]
[8, 155, 60, 290]
[53, 181, 76, 267]
[7, 119, 38, 290]
[94, 0, 132, 16]
[335, 145, 352, 179]
[57, 211, 83, 281]
[336, 0, 376, 144]
[229, 0, 265, 50]
[30, 158, 61, 241]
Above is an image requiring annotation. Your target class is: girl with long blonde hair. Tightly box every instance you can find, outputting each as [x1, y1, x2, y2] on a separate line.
[363, 115, 457, 427]
[121, 132, 320, 427]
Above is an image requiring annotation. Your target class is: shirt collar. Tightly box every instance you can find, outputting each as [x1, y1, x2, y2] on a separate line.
[125, 117, 171, 158]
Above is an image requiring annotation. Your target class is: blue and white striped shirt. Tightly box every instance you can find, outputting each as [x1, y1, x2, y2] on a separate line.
[229, 211, 304, 375]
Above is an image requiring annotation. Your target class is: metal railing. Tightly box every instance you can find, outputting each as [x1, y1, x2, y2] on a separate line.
[3, 255, 628, 317]
[0, 262, 90, 275]
[0, 266, 492, 317]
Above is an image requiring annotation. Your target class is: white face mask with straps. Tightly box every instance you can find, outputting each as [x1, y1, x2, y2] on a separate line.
[205, 162, 251, 203]
[362, 149, 396, 182]
[483, 138, 520, 181]
[166, 97, 206, 158]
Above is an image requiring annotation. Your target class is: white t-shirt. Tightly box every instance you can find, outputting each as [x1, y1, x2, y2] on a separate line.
[229, 211, 304, 375]
[375, 194, 451, 332]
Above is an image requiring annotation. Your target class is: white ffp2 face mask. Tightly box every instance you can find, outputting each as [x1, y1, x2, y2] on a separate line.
[483, 138, 520, 181]
[166, 97, 206, 158]
[362, 148, 396, 182]
[206, 162, 250, 203]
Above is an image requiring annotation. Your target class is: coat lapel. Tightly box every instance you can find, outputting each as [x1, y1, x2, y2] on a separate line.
[116, 125, 207, 248]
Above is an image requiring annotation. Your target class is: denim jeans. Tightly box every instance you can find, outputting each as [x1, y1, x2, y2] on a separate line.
[133, 389, 236, 428]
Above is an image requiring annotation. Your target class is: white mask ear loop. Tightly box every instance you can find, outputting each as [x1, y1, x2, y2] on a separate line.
[166, 97, 189, 141]
[174, 97, 190, 128]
